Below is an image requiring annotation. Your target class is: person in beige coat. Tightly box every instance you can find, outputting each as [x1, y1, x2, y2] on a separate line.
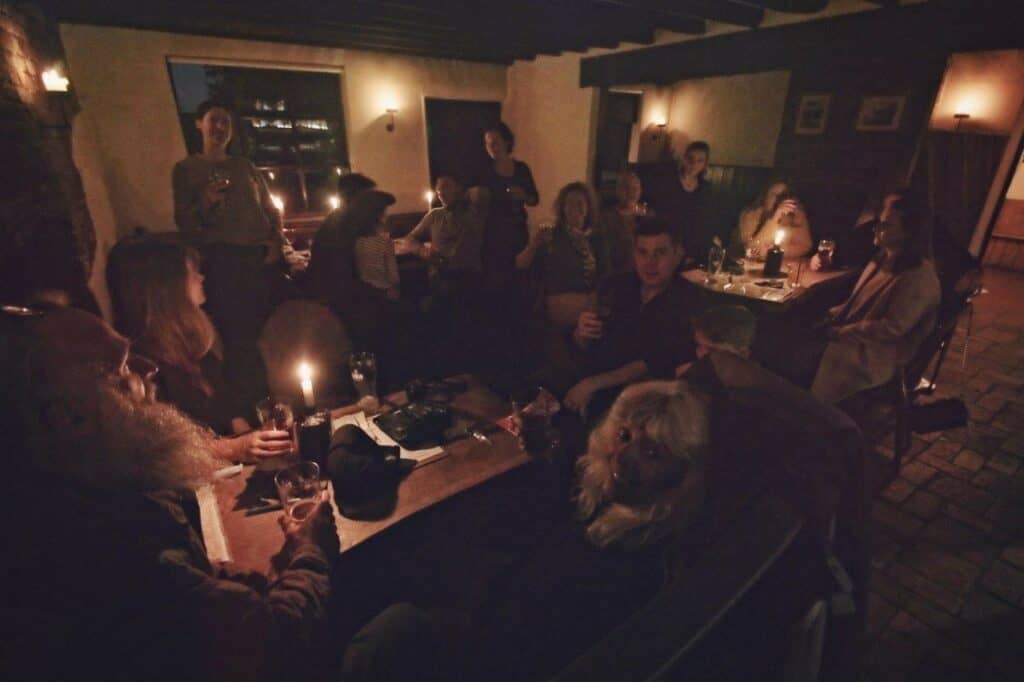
[811, 194, 941, 404]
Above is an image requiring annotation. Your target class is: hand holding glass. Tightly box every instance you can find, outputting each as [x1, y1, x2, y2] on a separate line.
[274, 461, 323, 522]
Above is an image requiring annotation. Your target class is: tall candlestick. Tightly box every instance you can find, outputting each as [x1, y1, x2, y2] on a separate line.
[298, 362, 315, 408]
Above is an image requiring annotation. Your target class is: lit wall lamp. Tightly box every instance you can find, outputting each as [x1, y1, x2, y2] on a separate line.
[953, 112, 970, 132]
[651, 117, 668, 140]
[385, 108, 398, 132]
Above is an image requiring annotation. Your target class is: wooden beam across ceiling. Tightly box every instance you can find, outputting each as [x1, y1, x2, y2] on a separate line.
[599, 0, 763, 29]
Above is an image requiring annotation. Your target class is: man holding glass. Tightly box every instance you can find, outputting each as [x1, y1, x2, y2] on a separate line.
[563, 220, 696, 418]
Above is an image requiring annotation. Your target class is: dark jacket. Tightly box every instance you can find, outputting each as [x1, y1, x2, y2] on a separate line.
[1, 470, 331, 682]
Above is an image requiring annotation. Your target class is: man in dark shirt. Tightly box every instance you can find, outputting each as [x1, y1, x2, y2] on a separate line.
[564, 219, 696, 417]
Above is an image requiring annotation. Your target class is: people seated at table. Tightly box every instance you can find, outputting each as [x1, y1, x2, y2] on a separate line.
[601, 169, 644, 274]
[733, 179, 813, 259]
[172, 99, 292, 409]
[464, 380, 709, 680]
[475, 121, 539, 288]
[645, 140, 716, 263]
[106, 234, 293, 461]
[516, 181, 610, 328]
[810, 193, 941, 404]
[560, 219, 696, 418]
[1, 305, 441, 682]
[810, 188, 904, 273]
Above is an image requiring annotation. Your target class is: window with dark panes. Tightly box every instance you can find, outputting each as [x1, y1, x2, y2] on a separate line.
[167, 61, 349, 218]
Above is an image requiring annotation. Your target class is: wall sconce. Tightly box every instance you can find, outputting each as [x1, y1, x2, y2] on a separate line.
[41, 66, 70, 93]
[651, 118, 668, 140]
[953, 112, 970, 132]
[385, 108, 398, 133]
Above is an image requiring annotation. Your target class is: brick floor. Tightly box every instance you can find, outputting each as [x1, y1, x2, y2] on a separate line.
[862, 268, 1024, 681]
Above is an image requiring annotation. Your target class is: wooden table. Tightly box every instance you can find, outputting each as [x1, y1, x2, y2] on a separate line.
[206, 378, 529, 574]
[681, 258, 855, 311]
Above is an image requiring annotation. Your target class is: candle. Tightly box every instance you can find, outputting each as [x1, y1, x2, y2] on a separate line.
[763, 229, 785, 278]
[327, 194, 341, 211]
[425, 190, 435, 212]
[270, 193, 285, 215]
[297, 362, 315, 408]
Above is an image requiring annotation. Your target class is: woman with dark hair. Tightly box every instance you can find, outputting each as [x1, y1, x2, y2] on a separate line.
[106, 235, 293, 461]
[733, 178, 813, 259]
[810, 193, 941, 403]
[516, 181, 610, 328]
[172, 99, 291, 408]
[476, 122, 539, 285]
[646, 140, 716, 262]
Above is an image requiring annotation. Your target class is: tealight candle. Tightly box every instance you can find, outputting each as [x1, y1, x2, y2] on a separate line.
[763, 229, 785, 278]
[425, 190, 435, 212]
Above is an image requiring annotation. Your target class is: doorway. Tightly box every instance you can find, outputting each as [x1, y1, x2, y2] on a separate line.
[424, 98, 502, 186]
[593, 91, 641, 202]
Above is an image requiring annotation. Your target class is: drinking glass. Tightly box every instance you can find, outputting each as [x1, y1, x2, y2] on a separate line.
[635, 201, 649, 217]
[817, 239, 836, 268]
[257, 398, 295, 433]
[274, 461, 322, 522]
[705, 244, 725, 284]
[349, 352, 378, 408]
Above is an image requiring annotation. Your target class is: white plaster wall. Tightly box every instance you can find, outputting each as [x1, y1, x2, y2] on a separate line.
[504, 54, 599, 225]
[60, 24, 506, 225]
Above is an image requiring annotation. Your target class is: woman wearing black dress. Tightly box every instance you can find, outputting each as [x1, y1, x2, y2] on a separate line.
[476, 122, 539, 288]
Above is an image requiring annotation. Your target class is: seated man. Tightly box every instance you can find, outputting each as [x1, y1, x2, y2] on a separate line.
[465, 380, 709, 680]
[395, 174, 488, 292]
[811, 193, 941, 404]
[0, 306, 434, 682]
[676, 304, 757, 378]
[562, 219, 697, 418]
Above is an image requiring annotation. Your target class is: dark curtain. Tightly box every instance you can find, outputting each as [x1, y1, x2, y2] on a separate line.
[917, 131, 1008, 248]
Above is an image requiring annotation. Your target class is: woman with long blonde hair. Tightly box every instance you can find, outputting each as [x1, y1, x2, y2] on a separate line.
[107, 234, 292, 461]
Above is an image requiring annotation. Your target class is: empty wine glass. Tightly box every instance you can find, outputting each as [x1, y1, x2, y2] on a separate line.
[705, 243, 725, 285]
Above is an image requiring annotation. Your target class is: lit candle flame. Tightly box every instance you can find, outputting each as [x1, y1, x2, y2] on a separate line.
[297, 362, 315, 408]
[298, 362, 312, 382]
[774, 229, 785, 247]
[327, 194, 340, 210]
[41, 68, 69, 92]
[335, 167, 343, 176]
[425, 190, 435, 207]
[270, 194, 284, 213]
[267, 171, 275, 181]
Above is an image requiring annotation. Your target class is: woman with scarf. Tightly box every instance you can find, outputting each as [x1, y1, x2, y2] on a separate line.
[516, 182, 610, 329]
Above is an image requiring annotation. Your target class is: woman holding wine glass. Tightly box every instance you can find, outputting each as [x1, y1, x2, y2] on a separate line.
[106, 233, 293, 462]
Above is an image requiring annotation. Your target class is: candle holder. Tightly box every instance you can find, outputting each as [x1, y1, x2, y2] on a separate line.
[298, 409, 332, 468]
[763, 245, 784, 278]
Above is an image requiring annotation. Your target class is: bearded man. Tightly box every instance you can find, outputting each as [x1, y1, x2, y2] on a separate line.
[0, 307, 435, 682]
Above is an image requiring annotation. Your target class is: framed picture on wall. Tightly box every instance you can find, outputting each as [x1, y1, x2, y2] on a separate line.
[856, 95, 906, 132]
[795, 94, 830, 135]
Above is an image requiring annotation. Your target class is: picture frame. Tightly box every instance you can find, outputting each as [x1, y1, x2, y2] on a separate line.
[794, 94, 830, 135]
[856, 95, 906, 132]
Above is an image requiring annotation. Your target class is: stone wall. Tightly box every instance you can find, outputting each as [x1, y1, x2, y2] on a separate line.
[0, 2, 95, 305]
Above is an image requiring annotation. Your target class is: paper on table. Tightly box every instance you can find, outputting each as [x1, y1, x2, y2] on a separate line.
[331, 411, 445, 466]
[196, 484, 231, 563]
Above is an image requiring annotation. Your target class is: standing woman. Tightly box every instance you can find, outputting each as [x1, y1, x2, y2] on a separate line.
[476, 122, 539, 288]
[647, 141, 715, 262]
[106, 235, 293, 462]
[172, 99, 289, 409]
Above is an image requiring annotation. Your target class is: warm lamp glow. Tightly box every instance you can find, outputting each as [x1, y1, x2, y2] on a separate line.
[425, 190, 435, 206]
[270, 194, 285, 213]
[41, 67, 69, 92]
[297, 362, 313, 382]
[652, 115, 668, 128]
[774, 229, 785, 247]
[327, 194, 341, 210]
[267, 171, 276, 181]
[385, 107, 398, 132]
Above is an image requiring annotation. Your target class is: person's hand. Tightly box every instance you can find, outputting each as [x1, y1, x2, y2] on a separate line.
[241, 429, 293, 461]
[280, 494, 340, 557]
[674, 362, 693, 378]
[574, 310, 603, 344]
[564, 379, 597, 414]
[809, 253, 824, 271]
[202, 177, 229, 209]
[529, 224, 553, 249]
[385, 286, 401, 301]
[772, 199, 799, 223]
[393, 239, 417, 257]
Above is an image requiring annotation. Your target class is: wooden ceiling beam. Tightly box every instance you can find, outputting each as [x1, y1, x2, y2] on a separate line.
[600, 0, 762, 28]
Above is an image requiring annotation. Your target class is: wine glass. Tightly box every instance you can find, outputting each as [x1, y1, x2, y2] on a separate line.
[817, 239, 836, 268]
[705, 243, 725, 285]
